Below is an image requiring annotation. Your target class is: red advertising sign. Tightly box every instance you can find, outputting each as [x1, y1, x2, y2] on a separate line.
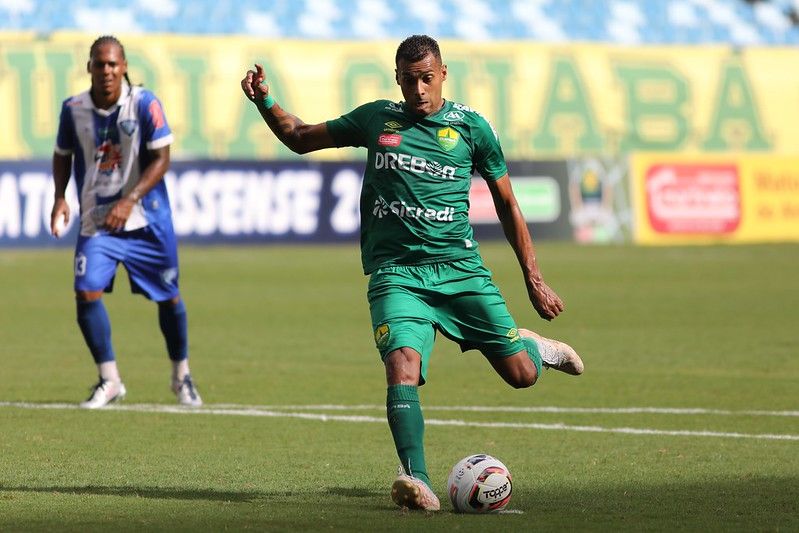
[645, 164, 741, 234]
[468, 181, 497, 223]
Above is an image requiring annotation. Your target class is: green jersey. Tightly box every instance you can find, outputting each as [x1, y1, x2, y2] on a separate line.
[326, 99, 508, 274]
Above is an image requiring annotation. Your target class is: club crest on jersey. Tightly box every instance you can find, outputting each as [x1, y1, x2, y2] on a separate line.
[119, 120, 137, 136]
[437, 127, 460, 151]
[374, 324, 390, 349]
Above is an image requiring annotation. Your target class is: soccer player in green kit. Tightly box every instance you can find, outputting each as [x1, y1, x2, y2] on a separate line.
[241, 35, 583, 511]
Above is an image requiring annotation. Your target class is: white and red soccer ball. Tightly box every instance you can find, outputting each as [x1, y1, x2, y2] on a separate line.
[447, 454, 513, 513]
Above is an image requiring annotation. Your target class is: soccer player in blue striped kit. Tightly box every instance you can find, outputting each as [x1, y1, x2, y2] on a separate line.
[50, 35, 201, 408]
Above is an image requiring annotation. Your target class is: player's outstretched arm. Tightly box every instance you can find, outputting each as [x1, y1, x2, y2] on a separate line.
[240, 63, 336, 154]
[487, 175, 564, 321]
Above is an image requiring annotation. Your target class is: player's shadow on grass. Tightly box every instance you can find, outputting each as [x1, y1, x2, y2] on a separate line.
[0, 484, 384, 504]
[0, 484, 266, 503]
[325, 486, 383, 498]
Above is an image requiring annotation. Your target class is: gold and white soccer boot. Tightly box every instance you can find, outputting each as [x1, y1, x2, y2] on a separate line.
[80, 377, 126, 409]
[519, 328, 584, 375]
[172, 374, 203, 407]
[391, 468, 441, 511]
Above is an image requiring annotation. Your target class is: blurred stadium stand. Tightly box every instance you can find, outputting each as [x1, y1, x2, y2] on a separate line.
[1, 0, 798, 45]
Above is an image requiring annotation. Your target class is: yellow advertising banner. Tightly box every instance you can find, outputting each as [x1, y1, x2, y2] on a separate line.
[630, 153, 799, 244]
[1, 33, 799, 160]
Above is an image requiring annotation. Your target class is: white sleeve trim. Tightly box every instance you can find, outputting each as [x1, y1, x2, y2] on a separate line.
[147, 134, 174, 150]
[54, 146, 73, 156]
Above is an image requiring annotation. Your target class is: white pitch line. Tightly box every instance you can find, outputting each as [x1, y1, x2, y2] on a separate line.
[1, 401, 798, 441]
[210, 404, 799, 417]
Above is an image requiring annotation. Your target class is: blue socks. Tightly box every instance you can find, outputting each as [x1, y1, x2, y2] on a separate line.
[158, 299, 188, 361]
[77, 298, 189, 366]
[76, 299, 115, 363]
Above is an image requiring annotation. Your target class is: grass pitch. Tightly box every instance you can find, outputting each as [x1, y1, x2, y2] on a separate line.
[1, 242, 797, 531]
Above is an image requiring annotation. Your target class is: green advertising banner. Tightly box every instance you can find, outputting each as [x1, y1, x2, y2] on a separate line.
[1, 32, 796, 160]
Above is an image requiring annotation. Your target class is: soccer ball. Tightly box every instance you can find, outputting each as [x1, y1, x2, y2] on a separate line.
[447, 454, 512, 513]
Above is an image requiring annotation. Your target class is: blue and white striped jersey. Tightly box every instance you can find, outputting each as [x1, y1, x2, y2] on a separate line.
[55, 83, 174, 236]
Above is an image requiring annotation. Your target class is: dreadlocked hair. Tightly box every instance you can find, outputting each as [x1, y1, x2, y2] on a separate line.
[89, 35, 135, 87]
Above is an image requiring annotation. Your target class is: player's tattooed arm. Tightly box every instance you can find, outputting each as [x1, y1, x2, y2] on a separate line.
[240, 63, 336, 154]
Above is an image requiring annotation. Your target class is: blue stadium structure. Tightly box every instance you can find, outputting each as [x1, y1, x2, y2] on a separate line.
[2, 0, 798, 45]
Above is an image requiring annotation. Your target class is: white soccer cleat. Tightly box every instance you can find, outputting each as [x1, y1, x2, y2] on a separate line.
[391, 469, 441, 511]
[80, 377, 126, 409]
[172, 374, 202, 407]
[519, 328, 584, 376]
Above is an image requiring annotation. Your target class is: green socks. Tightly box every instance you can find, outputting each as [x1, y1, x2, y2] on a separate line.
[522, 338, 543, 376]
[386, 384, 431, 488]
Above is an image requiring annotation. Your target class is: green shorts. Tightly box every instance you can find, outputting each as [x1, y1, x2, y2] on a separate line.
[367, 255, 525, 384]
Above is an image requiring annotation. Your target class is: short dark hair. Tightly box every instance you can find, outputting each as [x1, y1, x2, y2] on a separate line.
[395, 35, 442, 66]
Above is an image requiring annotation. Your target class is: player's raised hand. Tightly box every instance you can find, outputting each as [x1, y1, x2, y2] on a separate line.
[241, 63, 269, 103]
[527, 280, 564, 321]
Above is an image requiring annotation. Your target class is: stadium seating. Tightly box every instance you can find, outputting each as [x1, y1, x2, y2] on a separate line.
[1, 0, 798, 44]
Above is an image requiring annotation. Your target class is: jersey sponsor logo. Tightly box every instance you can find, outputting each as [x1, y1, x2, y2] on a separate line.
[452, 103, 476, 113]
[95, 140, 122, 174]
[437, 127, 460, 151]
[378, 133, 402, 147]
[374, 151, 456, 180]
[373, 200, 389, 218]
[506, 328, 521, 342]
[119, 119, 137, 136]
[372, 197, 455, 222]
[444, 110, 465, 122]
[384, 120, 404, 131]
